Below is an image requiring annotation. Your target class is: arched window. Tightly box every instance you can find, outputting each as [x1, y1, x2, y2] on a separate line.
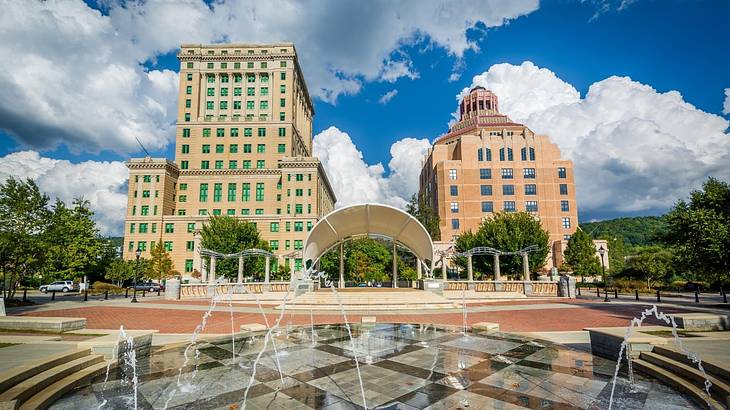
[499, 148, 505, 161]
[507, 148, 513, 161]
[486, 148, 492, 161]
[477, 148, 483, 162]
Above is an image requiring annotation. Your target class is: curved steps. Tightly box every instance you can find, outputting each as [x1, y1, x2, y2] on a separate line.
[0, 349, 91, 394]
[633, 358, 725, 409]
[19, 361, 108, 410]
[640, 351, 730, 405]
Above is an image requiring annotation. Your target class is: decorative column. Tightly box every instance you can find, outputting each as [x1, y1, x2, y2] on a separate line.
[416, 258, 422, 280]
[522, 252, 530, 281]
[237, 255, 244, 283]
[467, 254, 473, 282]
[201, 257, 208, 282]
[193, 231, 202, 281]
[264, 256, 271, 283]
[338, 241, 345, 288]
[441, 256, 447, 281]
[493, 253, 501, 281]
[209, 256, 217, 283]
[392, 241, 398, 288]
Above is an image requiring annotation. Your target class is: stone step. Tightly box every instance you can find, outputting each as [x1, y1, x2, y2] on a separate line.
[19, 361, 108, 410]
[283, 303, 459, 310]
[0, 354, 104, 405]
[653, 345, 730, 385]
[640, 351, 730, 406]
[633, 358, 725, 410]
[0, 349, 91, 394]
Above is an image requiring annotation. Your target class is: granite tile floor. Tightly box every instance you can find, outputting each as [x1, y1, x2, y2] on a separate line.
[50, 323, 701, 409]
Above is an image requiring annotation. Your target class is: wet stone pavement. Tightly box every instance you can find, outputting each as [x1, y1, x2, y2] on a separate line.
[50, 323, 700, 409]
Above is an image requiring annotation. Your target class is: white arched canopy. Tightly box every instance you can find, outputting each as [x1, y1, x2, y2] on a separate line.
[303, 203, 434, 265]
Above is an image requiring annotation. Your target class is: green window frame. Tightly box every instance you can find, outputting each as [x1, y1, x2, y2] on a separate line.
[179, 183, 187, 191]
[260, 100, 268, 109]
[202, 144, 210, 153]
[180, 161, 188, 169]
[186, 62, 193, 69]
[213, 183, 222, 202]
[129, 223, 135, 233]
[270, 222, 279, 232]
[164, 241, 173, 251]
[257, 144, 265, 153]
[280, 98, 285, 107]
[278, 127, 286, 137]
[234, 74, 242, 83]
[233, 101, 241, 109]
[242, 183, 250, 201]
[234, 87, 242, 96]
[202, 128, 211, 137]
[207, 88, 214, 96]
[261, 87, 268, 96]
[215, 144, 224, 153]
[279, 112, 285, 121]
[227, 183, 236, 201]
[242, 160, 251, 169]
[243, 144, 252, 153]
[277, 144, 286, 153]
[258, 128, 266, 137]
[229, 160, 237, 169]
[181, 144, 189, 154]
[186, 86, 192, 94]
[247, 87, 255, 96]
[215, 160, 223, 169]
[295, 204, 303, 214]
[185, 99, 191, 108]
[280, 72, 286, 80]
[256, 160, 265, 169]
[220, 74, 228, 82]
[230, 128, 239, 137]
[246, 101, 254, 109]
[187, 222, 196, 233]
[294, 222, 303, 232]
[199, 183, 208, 202]
[186, 241, 194, 251]
[185, 259, 193, 273]
[270, 240, 279, 250]
[178, 195, 187, 202]
[244, 128, 252, 137]
[280, 85, 286, 93]
[230, 144, 238, 153]
[216, 128, 225, 137]
[255, 183, 264, 201]
[182, 128, 190, 138]
[220, 101, 228, 110]
[220, 88, 228, 96]
[165, 223, 174, 233]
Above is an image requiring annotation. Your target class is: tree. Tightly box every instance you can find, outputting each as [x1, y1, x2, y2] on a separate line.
[105, 259, 135, 286]
[624, 247, 675, 289]
[564, 229, 601, 281]
[200, 216, 269, 280]
[147, 239, 176, 282]
[43, 198, 103, 282]
[663, 177, 730, 285]
[406, 194, 440, 241]
[454, 212, 549, 278]
[580, 216, 668, 249]
[0, 177, 51, 298]
[319, 237, 396, 283]
[602, 235, 626, 274]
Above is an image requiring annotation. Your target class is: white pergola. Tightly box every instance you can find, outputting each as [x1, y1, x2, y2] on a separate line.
[303, 203, 434, 288]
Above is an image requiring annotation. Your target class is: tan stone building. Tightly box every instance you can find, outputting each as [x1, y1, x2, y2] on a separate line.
[419, 87, 578, 270]
[123, 43, 335, 280]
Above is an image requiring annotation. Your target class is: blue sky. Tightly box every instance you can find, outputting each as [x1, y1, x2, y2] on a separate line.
[0, 0, 728, 233]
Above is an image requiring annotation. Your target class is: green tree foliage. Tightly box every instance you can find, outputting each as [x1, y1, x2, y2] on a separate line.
[663, 177, 730, 284]
[601, 235, 626, 274]
[0, 178, 51, 298]
[147, 239, 176, 282]
[623, 246, 675, 289]
[105, 258, 136, 286]
[200, 216, 270, 280]
[564, 229, 601, 281]
[43, 198, 104, 282]
[581, 216, 667, 249]
[406, 194, 440, 241]
[318, 237, 416, 283]
[454, 212, 549, 278]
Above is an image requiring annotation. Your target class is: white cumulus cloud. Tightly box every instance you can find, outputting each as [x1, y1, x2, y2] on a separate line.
[459, 62, 730, 218]
[0, 0, 539, 153]
[313, 127, 430, 209]
[724, 88, 730, 115]
[379, 90, 399, 105]
[0, 151, 128, 235]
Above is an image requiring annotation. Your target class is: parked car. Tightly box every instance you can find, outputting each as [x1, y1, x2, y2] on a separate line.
[39, 281, 79, 293]
[130, 281, 165, 292]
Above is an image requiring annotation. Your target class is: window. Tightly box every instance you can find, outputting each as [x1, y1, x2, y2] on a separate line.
[255, 183, 264, 201]
[477, 148, 484, 162]
[216, 160, 224, 169]
[187, 222, 196, 233]
[243, 160, 251, 169]
[184, 113, 190, 122]
[503, 185, 515, 195]
[525, 184, 537, 195]
[479, 168, 491, 179]
[181, 161, 189, 169]
[185, 99, 191, 108]
[256, 160, 265, 168]
[216, 144, 224, 153]
[202, 144, 210, 154]
[258, 128, 266, 137]
[525, 201, 538, 212]
[294, 240, 303, 250]
[186, 241, 194, 251]
[498, 147, 513, 161]
[561, 200, 570, 212]
[261, 62, 268, 69]
[180, 144, 189, 154]
[244, 128, 252, 137]
[182, 128, 190, 138]
[219, 101, 228, 110]
[213, 183, 222, 202]
[142, 190, 150, 198]
[198, 209, 208, 215]
[186, 62, 193, 69]
[450, 202, 459, 213]
[206, 100, 214, 110]
[261, 74, 268, 82]
[562, 217, 571, 229]
[449, 169, 457, 180]
[451, 219, 460, 229]
[179, 195, 187, 202]
[199, 183, 208, 202]
[294, 222, 303, 232]
[280, 85, 286, 93]
[270, 222, 279, 232]
[558, 167, 567, 178]
[270, 240, 279, 250]
[260, 100, 268, 109]
[501, 168, 513, 179]
[523, 168, 536, 179]
[529, 147, 535, 161]
[234, 87, 242, 96]
[243, 144, 252, 153]
[450, 185, 458, 196]
[257, 144, 265, 153]
[504, 201, 516, 212]
[247, 74, 255, 83]
[281, 72, 286, 80]
[295, 189, 303, 197]
[179, 183, 187, 191]
[295, 204, 303, 214]
[307, 221, 313, 231]
[559, 184, 568, 195]
[279, 112, 285, 121]
[481, 201, 493, 212]
[200, 160, 209, 169]
[480, 185, 492, 196]
[165, 223, 174, 233]
[485, 148, 492, 161]
[280, 61, 287, 68]
[186, 86, 192, 95]
[207, 87, 214, 96]
[228, 160, 237, 169]
[220, 88, 228, 96]
[185, 260, 194, 273]
[227, 183, 236, 201]
[164, 241, 173, 251]
[278, 144, 286, 153]
[202, 128, 211, 138]
[212, 209, 221, 216]
[278, 127, 286, 137]
[138, 242, 147, 251]
[260, 87, 268, 96]
[129, 223, 135, 233]
[286, 221, 291, 231]
[280, 98, 285, 107]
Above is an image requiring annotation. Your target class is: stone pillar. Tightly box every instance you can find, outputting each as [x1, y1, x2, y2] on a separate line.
[192, 231, 202, 281]
[201, 257, 208, 282]
[339, 241, 345, 288]
[522, 252, 530, 281]
[237, 255, 244, 283]
[209, 256, 217, 283]
[165, 278, 181, 300]
[416, 258, 422, 280]
[493, 253, 501, 281]
[467, 255, 473, 282]
[392, 241, 398, 288]
[442, 256, 447, 281]
[264, 256, 271, 283]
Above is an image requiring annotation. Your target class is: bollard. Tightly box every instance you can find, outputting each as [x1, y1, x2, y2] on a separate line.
[51, 290, 56, 301]
[104, 290, 109, 300]
[84, 288, 88, 302]
[635, 289, 639, 301]
[597, 287, 600, 297]
[656, 290, 661, 303]
[614, 289, 618, 299]
[22, 288, 27, 302]
[695, 290, 699, 303]
[724, 290, 728, 304]
[142, 290, 146, 298]
[125, 287, 129, 298]
[157, 289, 161, 296]
[577, 286, 581, 296]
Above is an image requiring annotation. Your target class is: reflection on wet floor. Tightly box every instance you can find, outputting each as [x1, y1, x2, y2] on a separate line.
[51, 323, 700, 409]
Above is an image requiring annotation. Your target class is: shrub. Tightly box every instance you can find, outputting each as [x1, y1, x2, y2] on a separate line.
[90, 282, 124, 294]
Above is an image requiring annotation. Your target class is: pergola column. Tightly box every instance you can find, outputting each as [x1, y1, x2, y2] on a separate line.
[338, 241, 344, 288]
[467, 254, 473, 282]
[493, 253, 501, 281]
[416, 258, 422, 280]
[392, 241, 398, 288]
[264, 256, 270, 283]
[522, 252, 530, 281]
[201, 256, 208, 282]
[441, 256, 447, 281]
[237, 255, 244, 283]
[209, 256, 217, 283]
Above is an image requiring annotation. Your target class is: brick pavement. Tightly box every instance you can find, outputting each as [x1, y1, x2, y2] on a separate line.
[16, 301, 692, 334]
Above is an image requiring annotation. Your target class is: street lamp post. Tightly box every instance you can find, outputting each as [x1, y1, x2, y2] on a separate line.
[132, 248, 141, 303]
[599, 245, 608, 302]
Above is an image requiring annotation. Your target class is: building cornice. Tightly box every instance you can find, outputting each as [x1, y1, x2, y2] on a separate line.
[180, 168, 281, 177]
[278, 157, 337, 203]
[126, 158, 180, 178]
